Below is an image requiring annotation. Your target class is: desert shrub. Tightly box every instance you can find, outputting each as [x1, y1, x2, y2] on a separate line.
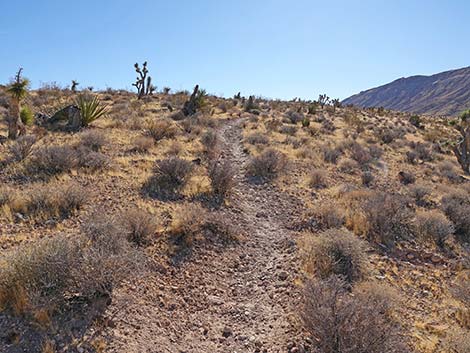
[452, 274, 470, 307]
[368, 144, 383, 159]
[346, 190, 412, 248]
[320, 119, 336, 133]
[77, 149, 111, 171]
[338, 158, 359, 174]
[78, 129, 107, 152]
[302, 276, 407, 353]
[121, 208, 157, 246]
[414, 210, 454, 247]
[27, 145, 77, 176]
[361, 171, 374, 186]
[279, 125, 297, 135]
[398, 171, 415, 185]
[208, 160, 235, 200]
[285, 110, 304, 124]
[146, 119, 177, 141]
[306, 229, 367, 283]
[143, 157, 194, 198]
[438, 161, 460, 182]
[306, 202, 345, 230]
[321, 144, 342, 164]
[412, 142, 433, 162]
[20, 106, 34, 126]
[8, 134, 36, 162]
[408, 184, 432, 207]
[0, 235, 81, 313]
[245, 132, 269, 145]
[246, 149, 286, 181]
[200, 129, 219, 155]
[8, 182, 86, 222]
[354, 281, 399, 316]
[168, 204, 207, 247]
[441, 190, 470, 242]
[405, 150, 418, 164]
[349, 142, 372, 165]
[132, 136, 154, 152]
[309, 169, 328, 189]
[78, 214, 143, 297]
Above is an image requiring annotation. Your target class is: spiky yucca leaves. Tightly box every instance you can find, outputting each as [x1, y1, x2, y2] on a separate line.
[74, 94, 108, 127]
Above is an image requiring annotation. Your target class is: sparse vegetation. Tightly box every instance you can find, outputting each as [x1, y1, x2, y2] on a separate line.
[246, 149, 286, 181]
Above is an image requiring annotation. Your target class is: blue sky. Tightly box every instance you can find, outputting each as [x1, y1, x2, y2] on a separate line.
[1, 0, 469, 100]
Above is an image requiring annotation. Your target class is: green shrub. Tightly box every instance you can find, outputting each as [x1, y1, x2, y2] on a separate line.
[20, 106, 34, 126]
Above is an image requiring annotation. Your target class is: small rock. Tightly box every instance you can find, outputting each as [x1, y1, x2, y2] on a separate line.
[222, 326, 233, 338]
[278, 271, 289, 281]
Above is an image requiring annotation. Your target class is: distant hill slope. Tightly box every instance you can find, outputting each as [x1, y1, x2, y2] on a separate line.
[342, 67, 470, 116]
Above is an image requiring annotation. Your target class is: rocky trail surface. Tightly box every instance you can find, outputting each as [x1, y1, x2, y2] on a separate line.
[104, 118, 306, 353]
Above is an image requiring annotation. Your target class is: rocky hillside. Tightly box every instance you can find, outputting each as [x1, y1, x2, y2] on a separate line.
[343, 66, 470, 116]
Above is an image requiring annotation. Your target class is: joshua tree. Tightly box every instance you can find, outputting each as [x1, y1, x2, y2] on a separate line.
[331, 98, 341, 112]
[6, 68, 29, 139]
[71, 80, 79, 92]
[182, 85, 202, 116]
[132, 61, 156, 99]
[318, 94, 330, 108]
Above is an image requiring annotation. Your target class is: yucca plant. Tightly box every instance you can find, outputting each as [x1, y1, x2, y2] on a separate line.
[6, 68, 29, 139]
[74, 94, 108, 127]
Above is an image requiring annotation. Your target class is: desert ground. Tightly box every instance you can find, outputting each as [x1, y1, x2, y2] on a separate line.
[0, 86, 469, 353]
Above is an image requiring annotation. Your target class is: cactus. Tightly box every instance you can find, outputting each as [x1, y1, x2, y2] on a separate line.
[132, 61, 155, 99]
[454, 115, 470, 174]
[71, 80, 79, 92]
[318, 94, 330, 108]
[182, 85, 200, 116]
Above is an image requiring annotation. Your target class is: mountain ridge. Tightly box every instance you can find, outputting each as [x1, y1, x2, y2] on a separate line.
[343, 66, 470, 116]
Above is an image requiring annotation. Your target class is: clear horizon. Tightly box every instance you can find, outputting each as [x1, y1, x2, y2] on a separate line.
[1, 0, 469, 100]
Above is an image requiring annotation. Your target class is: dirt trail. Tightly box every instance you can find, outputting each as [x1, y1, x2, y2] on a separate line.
[105, 118, 305, 353]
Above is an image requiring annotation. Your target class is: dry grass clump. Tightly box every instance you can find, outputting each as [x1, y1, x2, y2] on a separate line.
[8, 135, 37, 162]
[0, 215, 142, 315]
[6, 182, 86, 222]
[302, 276, 407, 353]
[121, 208, 157, 246]
[306, 201, 345, 230]
[345, 190, 412, 248]
[132, 135, 154, 153]
[306, 229, 368, 283]
[245, 132, 269, 145]
[338, 158, 359, 174]
[168, 204, 208, 247]
[78, 129, 108, 152]
[441, 189, 470, 243]
[308, 169, 328, 189]
[413, 210, 454, 247]
[246, 149, 286, 181]
[143, 157, 194, 198]
[208, 160, 235, 200]
[146, 119, 177, 141]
